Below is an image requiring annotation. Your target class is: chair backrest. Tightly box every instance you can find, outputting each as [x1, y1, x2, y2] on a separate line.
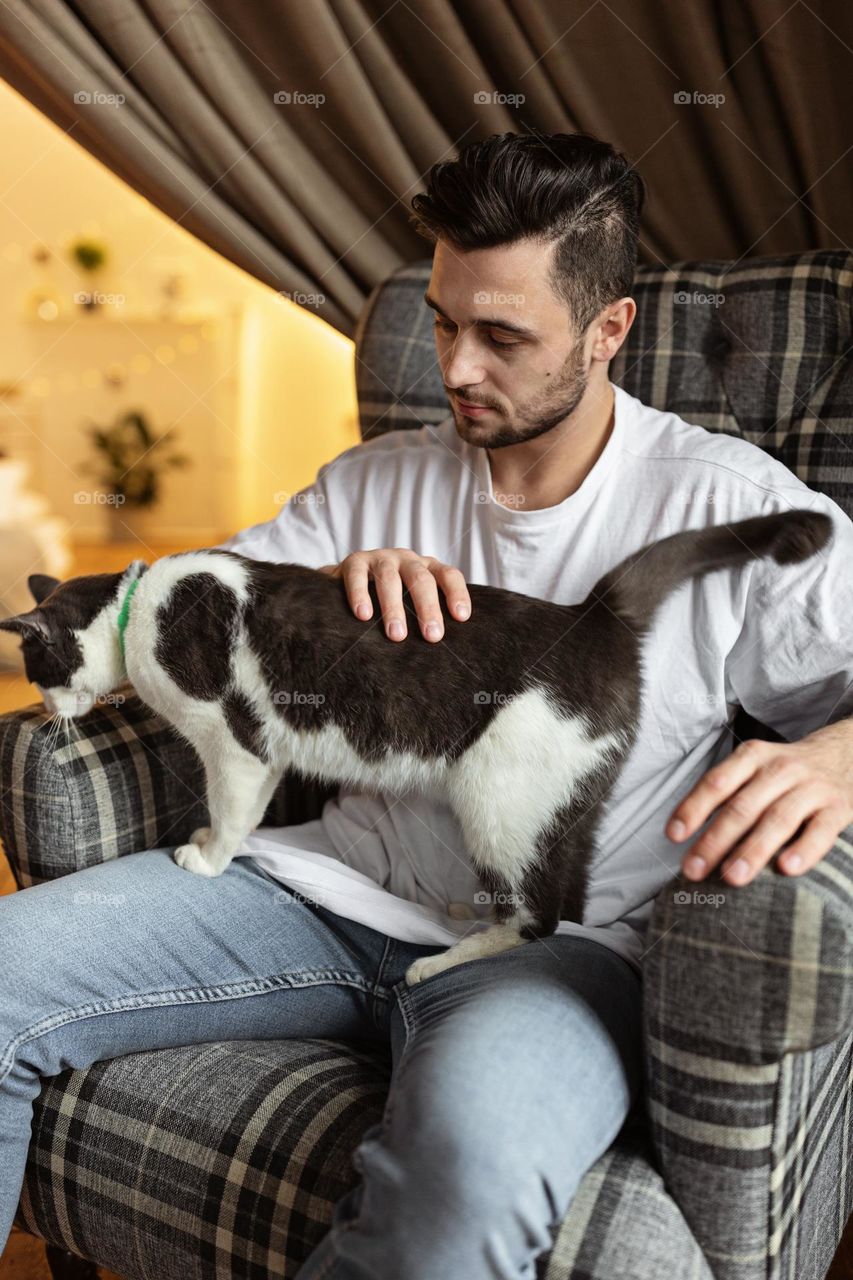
[354, 249, 853, 518]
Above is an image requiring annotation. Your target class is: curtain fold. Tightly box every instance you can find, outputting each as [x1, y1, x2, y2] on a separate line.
[1, 0, 850, 338]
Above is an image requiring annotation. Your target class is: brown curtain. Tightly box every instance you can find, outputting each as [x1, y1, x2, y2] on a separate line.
[1, 0, 850, 338]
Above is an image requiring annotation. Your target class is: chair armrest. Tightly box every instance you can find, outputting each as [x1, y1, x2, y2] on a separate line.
[644, 829, 853, 1056]
[642, 826, 853, 1280]
[0, 691, 209, 887]
[0, 690, 341, 889]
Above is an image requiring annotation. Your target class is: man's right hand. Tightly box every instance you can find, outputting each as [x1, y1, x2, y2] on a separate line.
[318, 549, 472, 643]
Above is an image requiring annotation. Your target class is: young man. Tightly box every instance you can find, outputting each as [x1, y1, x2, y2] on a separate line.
[1, 132, 852, 1280]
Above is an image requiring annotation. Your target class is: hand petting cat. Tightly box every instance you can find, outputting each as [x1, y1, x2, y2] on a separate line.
[318, 547, 472, 642]
[668, 721, 853, 887]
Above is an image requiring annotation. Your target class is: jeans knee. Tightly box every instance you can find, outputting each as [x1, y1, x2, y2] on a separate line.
[348, 1109, 559, 1279]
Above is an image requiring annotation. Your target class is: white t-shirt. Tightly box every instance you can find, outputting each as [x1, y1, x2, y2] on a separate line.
[217, 382, 853, 977]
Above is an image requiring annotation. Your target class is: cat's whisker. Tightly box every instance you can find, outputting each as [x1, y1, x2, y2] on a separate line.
[46, 713, 64, 754]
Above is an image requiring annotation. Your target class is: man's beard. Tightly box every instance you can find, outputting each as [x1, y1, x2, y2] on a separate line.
[451, 340, 589, 450]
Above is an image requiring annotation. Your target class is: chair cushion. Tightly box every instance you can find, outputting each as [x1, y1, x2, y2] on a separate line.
[355, 250, 853, 518]
[15, 1040, 711, 1280]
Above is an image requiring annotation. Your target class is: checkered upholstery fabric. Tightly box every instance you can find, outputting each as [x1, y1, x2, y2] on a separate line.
[355, 249, 853, 521]
[2, 249, 852, 1279]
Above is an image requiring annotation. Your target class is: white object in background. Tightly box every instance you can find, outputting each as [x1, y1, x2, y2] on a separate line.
[0, 457, 72, 671]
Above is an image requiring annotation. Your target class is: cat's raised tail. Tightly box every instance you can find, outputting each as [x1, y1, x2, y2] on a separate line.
[587, 507, 833, 635]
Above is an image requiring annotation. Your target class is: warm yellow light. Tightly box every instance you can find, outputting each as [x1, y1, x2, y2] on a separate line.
[155, 344, 175, 364]
[178, 334, 199, 354]
[130, 354, 151, 374]
[81, 369, 102, 388]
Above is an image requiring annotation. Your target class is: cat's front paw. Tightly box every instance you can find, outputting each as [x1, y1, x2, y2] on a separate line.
[174, 842, 222, 877]
[405, 952, 450, 986]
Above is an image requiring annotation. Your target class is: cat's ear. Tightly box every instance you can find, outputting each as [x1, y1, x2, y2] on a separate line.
[28, 573, 61, 604]
[0, 609, 54, 644]
[121, 559, 148, 585]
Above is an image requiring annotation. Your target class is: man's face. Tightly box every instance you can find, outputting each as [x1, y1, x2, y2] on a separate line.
[426, 238, 591, 449]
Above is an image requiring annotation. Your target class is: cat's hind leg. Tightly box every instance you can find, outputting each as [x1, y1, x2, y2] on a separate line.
[405, 911, 529, 985]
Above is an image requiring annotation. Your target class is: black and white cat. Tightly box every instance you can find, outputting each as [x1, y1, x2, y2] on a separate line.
[0, 508, 831, 984]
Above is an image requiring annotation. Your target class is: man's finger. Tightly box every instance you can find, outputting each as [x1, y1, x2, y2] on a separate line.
[775, 808, 850, 875]
[402, 559, 445, 641]
[667, 738, 772, 841]
[433, 563, 472, 622]
[713, 784, 825, 885]
[680, 759, 806, 879]
[372, 554, 407, 640]
[339, 554, 374, 621]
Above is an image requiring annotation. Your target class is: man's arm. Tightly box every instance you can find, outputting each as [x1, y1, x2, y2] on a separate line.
[214, 471, 472, 642]
[667, 489, 853, 887]
[213, 473, 337, 568]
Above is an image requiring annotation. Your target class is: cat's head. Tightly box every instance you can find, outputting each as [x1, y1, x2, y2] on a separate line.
[0, 560, 147, 717]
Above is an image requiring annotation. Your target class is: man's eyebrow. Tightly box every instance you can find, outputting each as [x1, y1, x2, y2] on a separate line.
[423, 292, 537, 339]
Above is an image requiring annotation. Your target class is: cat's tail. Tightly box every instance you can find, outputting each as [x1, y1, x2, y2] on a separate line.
[585, 508, 833, 634]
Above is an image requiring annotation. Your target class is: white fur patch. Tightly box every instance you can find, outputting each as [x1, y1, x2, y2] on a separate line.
[444, 687, 623, 889]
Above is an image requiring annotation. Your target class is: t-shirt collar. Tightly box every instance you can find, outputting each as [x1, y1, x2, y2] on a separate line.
[471, 380, 627, 528]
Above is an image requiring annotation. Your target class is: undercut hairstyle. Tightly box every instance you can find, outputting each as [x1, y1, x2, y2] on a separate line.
[409, 130, 646, 335]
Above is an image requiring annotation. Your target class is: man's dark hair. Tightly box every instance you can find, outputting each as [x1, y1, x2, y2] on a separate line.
[409, 131, 646, 334]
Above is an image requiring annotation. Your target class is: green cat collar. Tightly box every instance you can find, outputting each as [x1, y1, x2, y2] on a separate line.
[117, 575, 141, 661]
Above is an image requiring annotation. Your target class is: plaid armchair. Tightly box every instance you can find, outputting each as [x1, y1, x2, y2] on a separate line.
[2, 249, 852, 1280]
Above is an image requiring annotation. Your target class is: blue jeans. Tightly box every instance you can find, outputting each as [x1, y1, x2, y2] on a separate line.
[0, 846, 644, 1280]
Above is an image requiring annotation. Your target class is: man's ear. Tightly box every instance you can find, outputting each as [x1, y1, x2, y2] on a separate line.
[0, 609, 53, 643]
[28, 573, 61, 604]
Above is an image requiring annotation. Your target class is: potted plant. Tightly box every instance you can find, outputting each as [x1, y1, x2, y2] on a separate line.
[80, 409, 190, 544]
[68, 237, 108, 311]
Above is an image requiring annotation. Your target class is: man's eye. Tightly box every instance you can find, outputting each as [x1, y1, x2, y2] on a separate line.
[433, 318, 518, 350]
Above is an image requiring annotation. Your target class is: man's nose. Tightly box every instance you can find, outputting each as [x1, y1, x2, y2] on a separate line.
[442, 338, 486, 390]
